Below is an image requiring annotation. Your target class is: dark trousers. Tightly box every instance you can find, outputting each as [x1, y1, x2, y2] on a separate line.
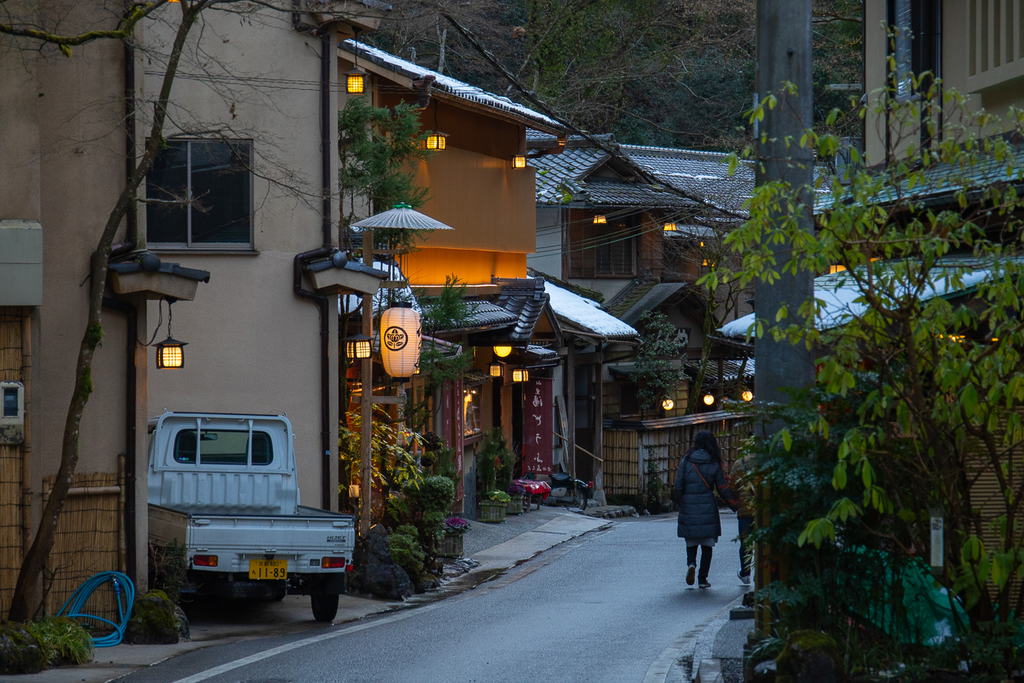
[686, 544, 713, 582]
[738, 516, 754, 577]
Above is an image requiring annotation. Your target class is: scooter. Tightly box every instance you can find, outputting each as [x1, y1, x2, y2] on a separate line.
[521, 471, 591, 510]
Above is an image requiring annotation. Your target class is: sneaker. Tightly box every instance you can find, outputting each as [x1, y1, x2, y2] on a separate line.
[699, 580, 711, 589]
[738, 571, 752, 585]
[686, 565, 696, 586]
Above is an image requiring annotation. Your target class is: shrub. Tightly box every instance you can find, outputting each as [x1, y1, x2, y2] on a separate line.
[149, 539, 188, 604]
[389, 525, 425, 578]
[28, 617, 92, 667]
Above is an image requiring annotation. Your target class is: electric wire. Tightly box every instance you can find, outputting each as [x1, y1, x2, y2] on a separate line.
[57, 571, 136, 648]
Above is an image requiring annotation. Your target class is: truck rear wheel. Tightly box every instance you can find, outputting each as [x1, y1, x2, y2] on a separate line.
[311, 592, 339, 622]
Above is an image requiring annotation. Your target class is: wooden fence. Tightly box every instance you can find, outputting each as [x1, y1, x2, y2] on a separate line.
[604, 411, 748, 503]
[0, 311, 24, 616]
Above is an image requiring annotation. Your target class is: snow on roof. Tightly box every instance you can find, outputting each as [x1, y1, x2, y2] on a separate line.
[339, 260, 419, 316]
[341, 41, 563, 133]
[543, 280, 638, 340]
[718, 264, 996, 338]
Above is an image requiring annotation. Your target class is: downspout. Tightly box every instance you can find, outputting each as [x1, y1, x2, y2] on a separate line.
[293, 25, 334, 510]
[102, 297, 137, 584]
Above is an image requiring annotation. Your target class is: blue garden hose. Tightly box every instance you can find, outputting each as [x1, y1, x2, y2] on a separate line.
[57, 571, 135, 648]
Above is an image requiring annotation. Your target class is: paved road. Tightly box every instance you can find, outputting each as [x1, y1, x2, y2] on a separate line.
[120, 513, 745, 683]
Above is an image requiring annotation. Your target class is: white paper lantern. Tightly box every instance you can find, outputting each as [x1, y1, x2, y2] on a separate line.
[380, 304, 421, 378]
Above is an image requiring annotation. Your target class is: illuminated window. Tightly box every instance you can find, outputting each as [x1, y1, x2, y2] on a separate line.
[463, 387, 482, 436]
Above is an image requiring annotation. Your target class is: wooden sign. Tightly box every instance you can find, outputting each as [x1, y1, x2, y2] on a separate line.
[522, 378, 553, 476]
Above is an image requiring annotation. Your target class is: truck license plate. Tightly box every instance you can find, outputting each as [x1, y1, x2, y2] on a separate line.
[248, 559, 287, 580]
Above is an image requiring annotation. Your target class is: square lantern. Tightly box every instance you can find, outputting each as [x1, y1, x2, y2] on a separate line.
[346, 69, 367, 94]
[512, 155, 527, 169]
[489, 361, 503, 378]
[593, 215, 607, 224]
[663, 222, 677, 232]
[345, 334, 372, 360]
[512, 367, 529, 383]
[156, 338, 187, 369]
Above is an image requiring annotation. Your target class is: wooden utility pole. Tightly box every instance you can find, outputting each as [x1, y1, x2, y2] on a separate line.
[359, 228, 374, 537]
[754, 0, 816, 634]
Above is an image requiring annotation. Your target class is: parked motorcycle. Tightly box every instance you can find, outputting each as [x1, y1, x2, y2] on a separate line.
[520, 471, 591, 510]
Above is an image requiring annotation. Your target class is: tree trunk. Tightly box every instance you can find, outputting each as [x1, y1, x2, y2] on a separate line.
[7, 0, 209, 622]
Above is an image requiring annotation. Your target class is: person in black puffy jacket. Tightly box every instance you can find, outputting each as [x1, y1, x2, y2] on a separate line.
[673, 430, 738, 588]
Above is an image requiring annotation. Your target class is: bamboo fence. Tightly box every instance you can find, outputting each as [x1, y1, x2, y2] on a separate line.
[0, 311, 23, 616]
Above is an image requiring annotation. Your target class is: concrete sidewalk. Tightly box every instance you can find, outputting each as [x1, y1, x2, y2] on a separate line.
[10, 506, 609, 683]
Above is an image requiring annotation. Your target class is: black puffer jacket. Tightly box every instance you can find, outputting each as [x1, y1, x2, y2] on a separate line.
[673, 448, 738, 539]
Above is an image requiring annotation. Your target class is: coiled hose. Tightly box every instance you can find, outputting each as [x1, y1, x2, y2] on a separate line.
[57, 571, 135, 648]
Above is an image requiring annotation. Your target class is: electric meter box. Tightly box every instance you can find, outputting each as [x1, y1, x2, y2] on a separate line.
[0, 381, 25, 444]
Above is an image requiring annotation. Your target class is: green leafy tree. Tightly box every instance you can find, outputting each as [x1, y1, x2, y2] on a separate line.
[633, 310, 687, 414]
[711, 65, 1024, 671]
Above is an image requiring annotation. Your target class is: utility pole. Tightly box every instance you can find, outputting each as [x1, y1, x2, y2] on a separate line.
[753, 0, 816, 633]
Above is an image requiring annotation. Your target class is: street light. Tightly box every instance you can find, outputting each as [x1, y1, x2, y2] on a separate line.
[512, 367, 529, 382]
[741, 390, 754, 402]
[345, 334, 372, 360]
[493, 345, 512, 358]
[661, 398, 675, 411]
[155, 299, 187, 369]
[702, 393, 715, 406]
[512, 155, 527, 169]
[345, 69, 367, 94]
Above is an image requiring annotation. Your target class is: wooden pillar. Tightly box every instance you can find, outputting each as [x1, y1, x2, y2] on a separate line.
[593, 350, 604, 502]
[359, 228, 373, 537]
[566, 339, 576, 478]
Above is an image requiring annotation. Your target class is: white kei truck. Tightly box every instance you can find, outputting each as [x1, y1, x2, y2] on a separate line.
[147, 412, 355, 622]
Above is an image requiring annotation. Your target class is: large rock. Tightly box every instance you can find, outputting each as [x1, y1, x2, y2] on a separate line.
[775, 630, 843, 683]
[351, 525, 411, 600]
[125, 590, 180, 645]
[0, 623, 46, 675]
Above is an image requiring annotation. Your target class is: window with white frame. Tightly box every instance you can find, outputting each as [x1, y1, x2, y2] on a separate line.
[146, 139, 254, 248]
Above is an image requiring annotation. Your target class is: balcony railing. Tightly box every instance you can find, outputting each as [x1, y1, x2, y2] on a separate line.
[968, 0, 1024, 92]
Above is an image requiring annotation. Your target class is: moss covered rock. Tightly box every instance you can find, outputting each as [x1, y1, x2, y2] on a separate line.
[0, 622, 47, 675]
[125, 590, 179, 645]
[776, 630, 843, 683]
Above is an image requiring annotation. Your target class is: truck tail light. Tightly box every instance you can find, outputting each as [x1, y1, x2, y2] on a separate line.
[321, 557, 347, 569]
[193, 555, 218, 567]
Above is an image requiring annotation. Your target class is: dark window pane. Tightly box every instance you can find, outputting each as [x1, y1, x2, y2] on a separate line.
[3, 388, 18, 417]
[147, 141, 188, 243]
[251, 432, 274, 465]
[174, 430, 197, 463]
[190, 141, 251, 244]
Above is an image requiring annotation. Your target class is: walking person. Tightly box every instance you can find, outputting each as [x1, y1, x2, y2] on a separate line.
[731, 452, 755, 585]
[673, 430, 739, 588]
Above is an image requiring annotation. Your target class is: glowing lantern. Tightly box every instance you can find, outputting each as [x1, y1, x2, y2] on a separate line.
[493, 345, 512, 358]
[489, 362, 503, 378]
[156, 337, 186, 369]
[741, 390, 754, 402]
[380, 304, 421, 378]
[702, 393, 715, 406]
[663, 222, 677, 232]
[345, 334, 372, 360]
[661, 398, 675, 411]
[346, 69, 367, 94]
[423, 131, 448, 150]
[512, 367, 529, 383]
[593, 215, 607, 224]
[512, 155, 527, 168]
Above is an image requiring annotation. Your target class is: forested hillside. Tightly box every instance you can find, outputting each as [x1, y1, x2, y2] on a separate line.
[365, 0, 862, 151]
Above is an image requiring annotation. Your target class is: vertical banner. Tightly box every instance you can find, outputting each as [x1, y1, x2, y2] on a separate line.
[522, 377, 553, 476]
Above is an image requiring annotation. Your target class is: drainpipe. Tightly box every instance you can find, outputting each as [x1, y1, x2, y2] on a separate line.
[293, 25, 336, 510]
[102, 297, 137, 585]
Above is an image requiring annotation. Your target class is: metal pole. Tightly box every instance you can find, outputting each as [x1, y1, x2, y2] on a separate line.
[359, 228, 374, 537]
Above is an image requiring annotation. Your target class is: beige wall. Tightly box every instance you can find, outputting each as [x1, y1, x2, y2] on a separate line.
[865, 0, 1024, 164]
[143, 9, 341, 509]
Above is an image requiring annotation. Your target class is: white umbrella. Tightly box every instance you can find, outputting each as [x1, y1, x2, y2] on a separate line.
[351, 204, 454, 231]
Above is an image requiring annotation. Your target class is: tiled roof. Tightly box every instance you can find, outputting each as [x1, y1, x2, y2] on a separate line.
[494, 279, 550, 343]
[340, 41, 563, 134]
[683, 358, 755, 384]
[581, 179, 692, 207]
[603, 280, 657, 319]
[544, 280, 639, 341]
[532, 145, 610, 204]
[109, 252, 211, 282]
[622, 144, 755, 215]
[462, 302, 519, 330]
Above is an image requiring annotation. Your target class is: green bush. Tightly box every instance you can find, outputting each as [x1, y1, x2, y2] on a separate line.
[389, 525, 425, 578]
[149, 539, 188, 604]
[28, 617, 92, 667]
[411, 475, 454, 514]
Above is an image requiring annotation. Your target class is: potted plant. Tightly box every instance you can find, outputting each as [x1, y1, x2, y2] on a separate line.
[479, 490, 510, 523]
[439, 516, 470, 558]
[506, 483, 526, 515]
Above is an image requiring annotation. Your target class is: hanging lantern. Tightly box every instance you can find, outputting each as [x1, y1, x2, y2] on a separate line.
[741, 390, 754, 402]
[593, 215, 607, 224]
[663, 222, 677, 232]
[661, 398, 675, 411]
[156, 337, 187, 369]
[423, 131, 448, 150]
[489, 361, 503, 378]
[345, 68, 367, 94]
[380, 303, 421, 378]
[512, 367, 529, 383]
[512, 154, 527, 169]
[493, 345, 512, 358]
[345, 334, 372, 360]
[702, 393, 715, 406]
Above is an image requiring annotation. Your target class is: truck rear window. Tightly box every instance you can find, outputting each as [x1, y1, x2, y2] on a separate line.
[174, 429, 274, 466]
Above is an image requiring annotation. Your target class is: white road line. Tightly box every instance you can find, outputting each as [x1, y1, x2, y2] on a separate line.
[168, 604, 429, 683]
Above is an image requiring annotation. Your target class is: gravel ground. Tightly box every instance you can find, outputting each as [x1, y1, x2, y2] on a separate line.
[459, 503, 569, 557]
